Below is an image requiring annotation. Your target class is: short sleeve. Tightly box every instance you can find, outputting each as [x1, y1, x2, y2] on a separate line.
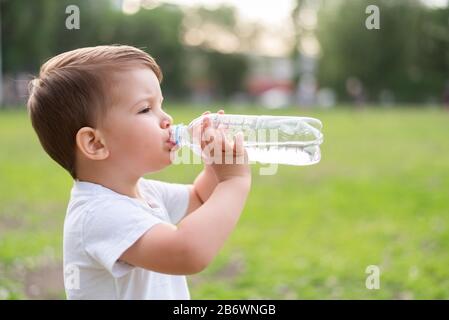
[83, 198, 166, 278]
[140, 179, 190, 225]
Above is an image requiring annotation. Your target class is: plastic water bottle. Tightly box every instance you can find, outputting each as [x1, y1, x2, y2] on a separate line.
[169, 113, 323, 166]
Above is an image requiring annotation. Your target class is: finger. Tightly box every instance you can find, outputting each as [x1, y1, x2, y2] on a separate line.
[211, 110, 224, 129]
[191, 119, 203, 145]
[233, 132, 245, 156]
[217, 110, 228, 131]
[220, 132, 239, 164]
[217, 122, 227, 132]
[202, 124, 212, 151]
[202, 115, 210, 130]
[201, 112, 211, 132]
[201, 132, 214, 163]
[201, 111, 210, 130]
[208, 129, 224, 163]
[215, 127, 226, 150]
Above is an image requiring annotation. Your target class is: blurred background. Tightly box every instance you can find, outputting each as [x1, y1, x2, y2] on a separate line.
[0, 0, 448, 299]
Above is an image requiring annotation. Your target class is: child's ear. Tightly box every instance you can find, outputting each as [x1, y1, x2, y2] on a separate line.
[76, 127, 109, 160]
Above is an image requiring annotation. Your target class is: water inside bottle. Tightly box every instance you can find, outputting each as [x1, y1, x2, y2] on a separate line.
[244, 142, 321, 166]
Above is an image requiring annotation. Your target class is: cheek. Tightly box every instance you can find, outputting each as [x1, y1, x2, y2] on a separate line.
[104, 115, 163, 158]
[128, 120, 163, 152]
[105, 121, 140, 152]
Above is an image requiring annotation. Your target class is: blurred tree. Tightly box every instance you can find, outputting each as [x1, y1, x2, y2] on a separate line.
[2, 0, 59, 72]
[207, 50, 248, 98]
[291, 0, 307, 90]
[181, 5, 249, 100]
[1, 0, 186, 96]
[111, 3, 187, 97]
[1, 0, 250, 101]
[1, 0, 119, 72]
[316, 0, 449, 104]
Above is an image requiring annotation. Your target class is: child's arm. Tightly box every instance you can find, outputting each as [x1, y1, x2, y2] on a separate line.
[120, 169, 250, 275]
[186, 109, 227, 214]
[120, 129, 251, 275]
[186, 165, 219, 214]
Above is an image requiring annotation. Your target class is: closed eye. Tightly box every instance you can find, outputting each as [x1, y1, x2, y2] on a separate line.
[138, 107, 152, 114]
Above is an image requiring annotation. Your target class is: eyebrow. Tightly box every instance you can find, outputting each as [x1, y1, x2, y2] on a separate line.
[130, 95, 164, 110]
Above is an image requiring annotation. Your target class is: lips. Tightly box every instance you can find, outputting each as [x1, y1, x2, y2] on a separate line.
[166, 140, 176, 147]
[166, 133, 176, 149]
[167, 129, 177, 144]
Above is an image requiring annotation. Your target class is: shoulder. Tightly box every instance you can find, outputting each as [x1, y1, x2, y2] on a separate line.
[138, 178, 168, 199]
[139, 177, 165, 191]
[67, 192, 149, 233]
[79, 195, 162, 250]
[139, 178, 189, 204]
[84, 196, 148, 224]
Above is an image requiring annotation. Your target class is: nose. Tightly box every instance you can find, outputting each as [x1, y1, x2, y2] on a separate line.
[161, 113, 173, 129]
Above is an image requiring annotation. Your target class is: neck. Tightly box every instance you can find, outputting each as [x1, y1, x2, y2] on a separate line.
[76, 161, 143, 200]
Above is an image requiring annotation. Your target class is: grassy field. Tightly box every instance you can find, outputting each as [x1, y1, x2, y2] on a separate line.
[0, 105, 448, 299]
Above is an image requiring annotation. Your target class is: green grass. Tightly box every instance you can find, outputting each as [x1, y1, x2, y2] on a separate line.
[1, 105, 448, 299]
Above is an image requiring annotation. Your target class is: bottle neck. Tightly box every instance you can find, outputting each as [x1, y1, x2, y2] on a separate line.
[172, 124, 190, 147]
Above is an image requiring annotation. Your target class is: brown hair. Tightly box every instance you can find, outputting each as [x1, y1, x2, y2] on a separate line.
[27, 45, 162, 179]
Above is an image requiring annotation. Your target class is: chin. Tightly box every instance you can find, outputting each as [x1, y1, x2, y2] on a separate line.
[144, 159, 172, 174]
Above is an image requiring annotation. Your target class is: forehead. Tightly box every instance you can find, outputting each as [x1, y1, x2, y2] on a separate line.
[111, 67, 162, 107]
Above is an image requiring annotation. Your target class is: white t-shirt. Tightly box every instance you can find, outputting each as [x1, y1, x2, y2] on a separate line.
[63, 178, 190, 300]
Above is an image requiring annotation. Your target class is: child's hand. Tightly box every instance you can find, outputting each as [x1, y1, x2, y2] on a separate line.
[197, 109, 250, 182]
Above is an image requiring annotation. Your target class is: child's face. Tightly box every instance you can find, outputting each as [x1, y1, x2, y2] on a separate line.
[100, 67, 176, 176]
